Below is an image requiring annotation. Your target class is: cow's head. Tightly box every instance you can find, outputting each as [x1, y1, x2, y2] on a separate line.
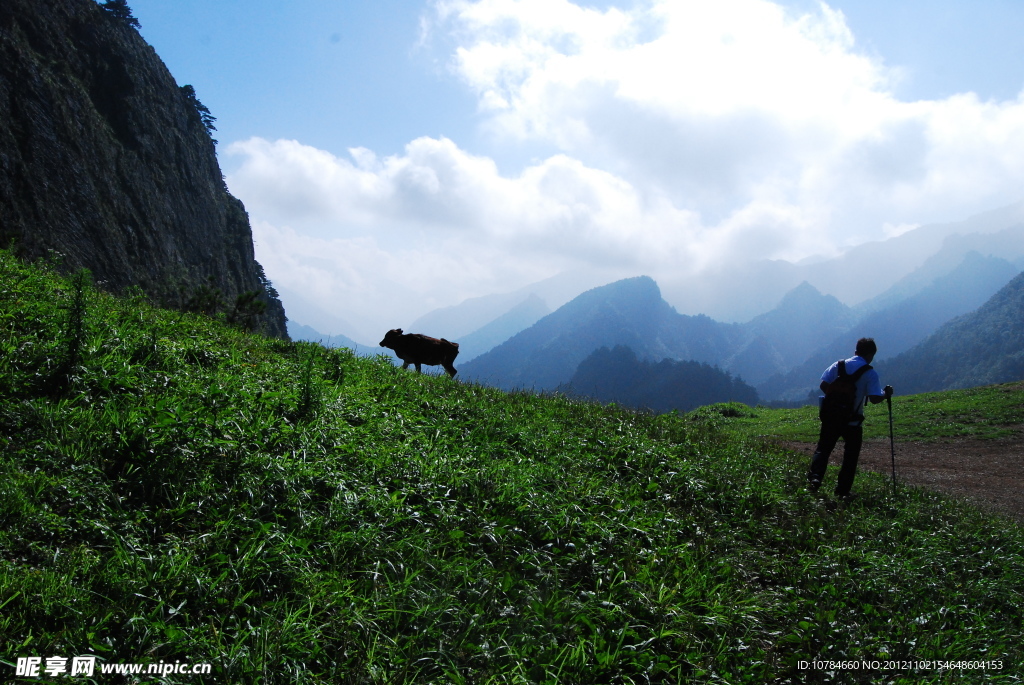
[379, 328, 403, 348]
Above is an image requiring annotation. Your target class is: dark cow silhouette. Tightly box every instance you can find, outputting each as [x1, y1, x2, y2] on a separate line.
[379, 328, 459, 377]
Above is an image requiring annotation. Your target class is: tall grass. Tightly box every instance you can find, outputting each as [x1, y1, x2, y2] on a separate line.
[1, 249, 1021, 684]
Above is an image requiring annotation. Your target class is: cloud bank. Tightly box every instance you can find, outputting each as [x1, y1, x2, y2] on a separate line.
[227, 0, 1024, 339]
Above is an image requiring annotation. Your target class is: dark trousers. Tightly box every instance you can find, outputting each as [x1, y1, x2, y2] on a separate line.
[808, 422, 863, 496]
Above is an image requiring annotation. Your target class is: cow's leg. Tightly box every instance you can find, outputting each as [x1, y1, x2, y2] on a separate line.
[443, 363, 457, 377]
[415, 363, 422, 373]
[401, 361, 411, 370]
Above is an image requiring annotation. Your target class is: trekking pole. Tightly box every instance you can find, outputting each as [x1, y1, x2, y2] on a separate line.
[887, 395, 896, 495]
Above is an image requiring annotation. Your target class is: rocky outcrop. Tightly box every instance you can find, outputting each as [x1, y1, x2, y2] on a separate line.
[0, 0, 287, 337]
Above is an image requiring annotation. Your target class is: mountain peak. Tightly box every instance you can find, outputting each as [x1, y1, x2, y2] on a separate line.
[780, 281, 824, 305]
[460, 275, 736, 391]
[581, 275, 661, 301]
[749, 280, 850, 326]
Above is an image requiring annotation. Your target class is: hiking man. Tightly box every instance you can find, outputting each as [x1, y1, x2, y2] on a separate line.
[808, 337, 894, 499]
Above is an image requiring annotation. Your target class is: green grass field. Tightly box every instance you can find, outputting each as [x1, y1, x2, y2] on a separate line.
[1, 250, 1022, 683]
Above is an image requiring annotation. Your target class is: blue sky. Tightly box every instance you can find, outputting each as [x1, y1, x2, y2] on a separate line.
[130, 0, 1024, 158]
[129, 0, 476, 160]
[127, 0, 1024, 340]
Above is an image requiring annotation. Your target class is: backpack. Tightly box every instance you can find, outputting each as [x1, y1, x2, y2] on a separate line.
[819, 360, 872, 426]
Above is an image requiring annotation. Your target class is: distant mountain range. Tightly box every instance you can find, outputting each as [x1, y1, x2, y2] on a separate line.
[461, 252, 1022, 404]
[660, 202, 1024, 323]
[410, 269, 611, 341]
[295, 244, 1022, 405]
[759, 251, 1021, 402]
[454, 294, 550, 363]
[882, 269, 1024, 394]
[723, 281, 855, 386]
[287, 321, 362, 349]
[459, 276, 743, 391]
[853, 221, 1024, 317]
[458, 274, 862, 393]
[285, 203, 1024, 366]
[412, 203, 1024, 357]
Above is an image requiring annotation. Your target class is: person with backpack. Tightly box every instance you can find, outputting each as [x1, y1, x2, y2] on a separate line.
[808, 337, 894, 499]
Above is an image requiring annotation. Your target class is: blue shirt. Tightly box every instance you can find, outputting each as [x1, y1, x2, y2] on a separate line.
[820, 355, 883, 425]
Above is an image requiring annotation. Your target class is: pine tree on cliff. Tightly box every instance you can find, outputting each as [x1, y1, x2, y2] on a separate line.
[180, 85, 219, 143]
[100, 0, 141, 29]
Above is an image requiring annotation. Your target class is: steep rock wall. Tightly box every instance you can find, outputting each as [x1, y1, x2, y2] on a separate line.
[0, 0, 287, 337]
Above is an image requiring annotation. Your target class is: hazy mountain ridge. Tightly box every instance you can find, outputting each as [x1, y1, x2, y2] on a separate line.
[396, 203, 1024, 370]
[853, 222, 1024, 316]
[461, 249, 1023, 402]
[759, 252, 1021, 402]
[882, 269, 1024, 394]
[277, 284, 366, 344]
[454, 294, 550, 363]
[661, 201, 1024, 323]
[461, 276, 850, 392]
[410, 269, 612, 342]
[459, 276, 745, 391]
[412, 290, 541, 342]
[461, 275, 876, 392]
[287, 321, 363, 352]
[269, 179, 1024, 398]
[724, 282, 855, 385]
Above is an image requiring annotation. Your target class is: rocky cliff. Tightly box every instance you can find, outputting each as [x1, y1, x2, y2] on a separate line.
[0, 0, 287, 337]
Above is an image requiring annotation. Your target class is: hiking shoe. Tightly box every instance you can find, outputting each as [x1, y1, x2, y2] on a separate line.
[808, 479, 821, 492]
[836, 492, 857, 503]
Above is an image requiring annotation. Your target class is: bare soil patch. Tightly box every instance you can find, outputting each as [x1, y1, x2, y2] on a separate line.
[780, 435, 1024, 522]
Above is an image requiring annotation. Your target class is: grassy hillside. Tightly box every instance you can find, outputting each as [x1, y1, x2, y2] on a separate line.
[1, 250, 1022, 684]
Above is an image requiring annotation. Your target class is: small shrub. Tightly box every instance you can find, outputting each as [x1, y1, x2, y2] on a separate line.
[227, 290, 267, 332]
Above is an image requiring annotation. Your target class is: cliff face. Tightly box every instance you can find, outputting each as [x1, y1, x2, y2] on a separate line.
[0, 0, 287, 337]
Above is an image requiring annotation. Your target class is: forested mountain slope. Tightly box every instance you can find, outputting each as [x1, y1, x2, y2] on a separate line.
[883, 269, 1024, 394]
[560, 345, 758, 413]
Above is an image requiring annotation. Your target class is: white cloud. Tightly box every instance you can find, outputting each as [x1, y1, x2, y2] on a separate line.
[229, 0, 1024, 334]
[249, 220, 546, 340]
[228, 135, 697, 259]
[229, 136, 711, 336]
[432, 0, 1024, 239]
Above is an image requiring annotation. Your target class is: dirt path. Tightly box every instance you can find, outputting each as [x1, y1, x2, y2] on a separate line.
[780, 436, 1024, 522]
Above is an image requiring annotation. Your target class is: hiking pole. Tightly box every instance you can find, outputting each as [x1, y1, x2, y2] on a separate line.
[887, 394, 896, 495]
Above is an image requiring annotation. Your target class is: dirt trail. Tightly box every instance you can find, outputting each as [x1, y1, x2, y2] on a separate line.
[781, 436, 1024, 522]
